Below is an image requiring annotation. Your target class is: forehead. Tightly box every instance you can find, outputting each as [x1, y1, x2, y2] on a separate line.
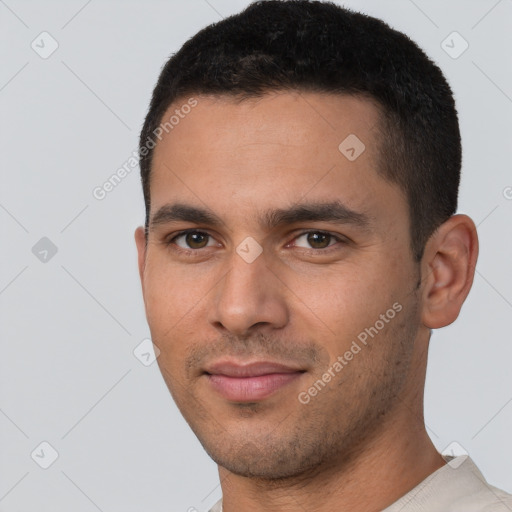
[149, 91, 407, 231]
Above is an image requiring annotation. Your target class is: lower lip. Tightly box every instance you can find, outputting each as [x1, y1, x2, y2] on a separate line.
[206, 372, 303, 402]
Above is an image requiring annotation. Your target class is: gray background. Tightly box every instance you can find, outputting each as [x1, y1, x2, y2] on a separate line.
[1, 0, 511, 510]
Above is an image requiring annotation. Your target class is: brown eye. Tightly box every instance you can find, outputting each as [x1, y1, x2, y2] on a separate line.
[291, 231, 345, 251]
[186, 232, 209, 248]
[172, 231, 214, 249]
[306, 232, 332, 249]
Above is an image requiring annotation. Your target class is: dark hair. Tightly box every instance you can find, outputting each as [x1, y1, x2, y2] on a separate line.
[139, 0, 461, 262]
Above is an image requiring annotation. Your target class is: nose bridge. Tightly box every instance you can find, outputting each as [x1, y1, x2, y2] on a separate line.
[211, 245, 288, 334]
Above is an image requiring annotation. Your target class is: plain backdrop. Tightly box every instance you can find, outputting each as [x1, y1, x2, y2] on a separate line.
[1, 0, 511, 510]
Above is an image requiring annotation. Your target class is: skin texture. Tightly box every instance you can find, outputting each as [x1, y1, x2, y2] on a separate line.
[135, 91, 479, 511]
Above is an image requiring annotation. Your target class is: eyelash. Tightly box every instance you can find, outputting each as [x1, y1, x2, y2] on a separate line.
[165, 229, 347, 255]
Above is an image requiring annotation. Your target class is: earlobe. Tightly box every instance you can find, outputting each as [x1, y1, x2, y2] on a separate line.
[420, 214, 479, 329]
[134, 226, 147, 287]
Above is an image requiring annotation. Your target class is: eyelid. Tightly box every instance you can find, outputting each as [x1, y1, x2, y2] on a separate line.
[288, 229, 348, 249]
[166, 228, 220, 249]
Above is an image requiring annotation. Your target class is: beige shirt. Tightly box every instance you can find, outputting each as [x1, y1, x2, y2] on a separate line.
[208, 455, 512, 511]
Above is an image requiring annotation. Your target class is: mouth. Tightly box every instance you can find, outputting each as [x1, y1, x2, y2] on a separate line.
[203, 360, 306, 402]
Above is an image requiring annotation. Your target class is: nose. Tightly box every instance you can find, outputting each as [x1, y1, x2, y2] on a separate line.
[208, 247, 289, 336]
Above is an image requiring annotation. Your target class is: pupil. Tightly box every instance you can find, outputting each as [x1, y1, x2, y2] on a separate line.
[308, 232, 330, 248]
[186, 232, 207, 248]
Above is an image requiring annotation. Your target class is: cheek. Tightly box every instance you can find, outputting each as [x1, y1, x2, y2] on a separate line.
[142, 254, 223, 371]
[143, 253, 204, 325]
[284, 259, 406, 355]
[290, 265, 398, 328]
[142, 260, 192, 357]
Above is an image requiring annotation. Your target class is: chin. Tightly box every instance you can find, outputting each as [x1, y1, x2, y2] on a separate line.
[200, 431, 328, 481]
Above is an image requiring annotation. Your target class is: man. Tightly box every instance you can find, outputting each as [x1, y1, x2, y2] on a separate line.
[134, 1, 511, 510]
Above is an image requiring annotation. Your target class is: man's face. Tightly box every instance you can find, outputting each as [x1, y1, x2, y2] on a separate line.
[136, 91, 426, 479]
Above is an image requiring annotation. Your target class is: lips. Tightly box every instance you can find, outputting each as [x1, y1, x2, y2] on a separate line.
[204, 361, 305, 402]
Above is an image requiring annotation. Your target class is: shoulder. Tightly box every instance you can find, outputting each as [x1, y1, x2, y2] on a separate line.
[384, 456, 512, 512]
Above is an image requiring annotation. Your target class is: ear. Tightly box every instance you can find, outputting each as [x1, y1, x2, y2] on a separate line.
[134, 226, 147, 291]
[420, 214, 479, 329]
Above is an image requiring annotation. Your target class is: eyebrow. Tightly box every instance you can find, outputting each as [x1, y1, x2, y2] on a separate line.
[149, 201, 372, 232]
[150, 203, 222, 229]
